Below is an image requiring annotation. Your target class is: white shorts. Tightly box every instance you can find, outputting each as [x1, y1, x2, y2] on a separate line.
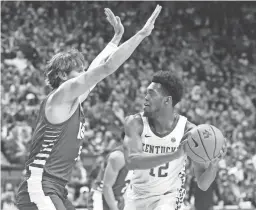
[88, 189, 104, 210]
[124, 192, 178, 210]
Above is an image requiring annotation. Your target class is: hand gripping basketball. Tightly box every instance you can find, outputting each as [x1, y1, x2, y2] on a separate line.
[178, 131, 191, 150]
[210, 138, 227, 167]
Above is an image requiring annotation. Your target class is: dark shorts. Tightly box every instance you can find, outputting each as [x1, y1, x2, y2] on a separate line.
[17, 194, 75, 210]
[16, 175, 75, 210]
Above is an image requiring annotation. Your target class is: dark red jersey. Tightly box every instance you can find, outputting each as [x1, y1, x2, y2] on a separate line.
[16, 94, 88, 205]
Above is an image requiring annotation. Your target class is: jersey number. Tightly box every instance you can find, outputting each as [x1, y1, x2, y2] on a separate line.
[149, 163, 169, 177]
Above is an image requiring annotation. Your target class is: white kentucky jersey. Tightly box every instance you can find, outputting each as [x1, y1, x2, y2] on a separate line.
[128, 113, 188, 200]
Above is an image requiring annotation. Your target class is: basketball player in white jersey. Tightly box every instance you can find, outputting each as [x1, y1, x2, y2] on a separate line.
[123, 70, 227, 210]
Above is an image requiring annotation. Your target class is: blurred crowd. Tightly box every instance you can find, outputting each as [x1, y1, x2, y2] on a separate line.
[1, 2, 256, 210]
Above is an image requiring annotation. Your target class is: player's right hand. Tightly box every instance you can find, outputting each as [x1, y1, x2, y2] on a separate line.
[139, 4, 162, 37]
[210, 138, 227, 167]
[105, 8, 124, 36]
[179, 131, 191, 150]
[176, 133, 191, 158]
[174, 148, 185, 160]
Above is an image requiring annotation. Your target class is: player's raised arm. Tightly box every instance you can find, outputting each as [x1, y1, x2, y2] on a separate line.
[103, 151, 125, 210]
[87, 8, 124, 73]
[79, 9, 124, 102]
[54, 5, 162, 103]
[123, 114, 184, 170]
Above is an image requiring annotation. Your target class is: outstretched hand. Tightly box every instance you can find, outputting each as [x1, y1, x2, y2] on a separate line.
[139, 4, 162, 37]
[104, 8, 124, 36]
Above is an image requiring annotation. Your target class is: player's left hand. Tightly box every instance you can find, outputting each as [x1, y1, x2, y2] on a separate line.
[139, 4, 162, 37]
[179, 131, 192, 151]
[210, 138, 227, 167]
[176, 133, 191, 157]
[104, 8, 124, 36]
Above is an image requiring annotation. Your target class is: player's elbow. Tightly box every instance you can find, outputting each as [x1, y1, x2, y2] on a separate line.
[126, 162, 137, 170]
[104, 57, 119, 73]
[125, 155, 141, 170]
[197, 182, 210, 191]
[199, 185, 209, 191]
[125, 157, 135, 170]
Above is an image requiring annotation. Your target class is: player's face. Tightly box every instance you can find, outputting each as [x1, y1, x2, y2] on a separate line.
[143, 82, 164, 116]
[67, 65, 85, 79]
[69, 67, 84, 79]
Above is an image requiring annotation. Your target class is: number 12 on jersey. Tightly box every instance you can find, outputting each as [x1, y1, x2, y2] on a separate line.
[149, 163, 169, 177]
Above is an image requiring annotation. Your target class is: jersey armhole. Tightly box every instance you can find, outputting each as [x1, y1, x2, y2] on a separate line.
[43, 93, 79, 127]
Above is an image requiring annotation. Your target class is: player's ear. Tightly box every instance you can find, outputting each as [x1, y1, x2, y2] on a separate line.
[164, 96, 172, 106]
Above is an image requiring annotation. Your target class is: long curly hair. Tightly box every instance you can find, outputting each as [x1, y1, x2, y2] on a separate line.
[45, 49, 85, 89]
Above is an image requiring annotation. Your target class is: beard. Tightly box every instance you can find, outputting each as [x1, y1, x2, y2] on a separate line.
[143, 107, 159, 118]
[143, 110, 152, 117]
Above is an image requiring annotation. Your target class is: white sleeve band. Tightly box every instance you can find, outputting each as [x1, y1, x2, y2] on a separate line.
[107, 42, 118, 49]
[88, 42, 118, 71]
[100, 42, 118, 58]
[86, 42, 118, 93]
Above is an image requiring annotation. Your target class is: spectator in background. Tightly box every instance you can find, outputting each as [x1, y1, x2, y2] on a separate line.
[1, 182, 17, 210]
[73, 186, 90, 208]
[66, 184, 76, 204]
[69, 159, 88, 198]
[112, 101, 125, 124]
[4, 50, 28, 73]
[88, 150, 110, 188]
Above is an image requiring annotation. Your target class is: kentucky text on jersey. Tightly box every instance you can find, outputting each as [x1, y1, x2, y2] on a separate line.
[142, 143, 176, 153]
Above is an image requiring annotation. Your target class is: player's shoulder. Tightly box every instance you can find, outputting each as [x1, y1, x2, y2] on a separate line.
[179, 119, 196, 143]
[177, 114, 196, 131]
[180, 114, 196, 132]
[109, 150, 124, 160]
[124, 113, 143, 133]
[185, 120, 196, 131]
[124, 113, 143, 125]
[108, 150, 125, 168]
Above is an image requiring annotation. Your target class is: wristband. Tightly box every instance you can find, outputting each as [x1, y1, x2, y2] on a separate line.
[108, 42, 118, 49]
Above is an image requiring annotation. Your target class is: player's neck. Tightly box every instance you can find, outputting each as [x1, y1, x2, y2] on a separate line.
[148, 111, 175, 133]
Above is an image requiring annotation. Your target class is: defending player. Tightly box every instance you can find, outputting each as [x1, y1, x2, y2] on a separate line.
[16, 5, 162, 210]
[88, 132, 132, 210]
[123, 70, 227, 210]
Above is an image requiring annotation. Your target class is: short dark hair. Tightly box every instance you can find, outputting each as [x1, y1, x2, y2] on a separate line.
[45, 49, 85, 89]
[152, 70, 183, 106]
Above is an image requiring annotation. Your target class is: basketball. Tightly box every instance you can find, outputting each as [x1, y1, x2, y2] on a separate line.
[185, 124, 225, 163]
